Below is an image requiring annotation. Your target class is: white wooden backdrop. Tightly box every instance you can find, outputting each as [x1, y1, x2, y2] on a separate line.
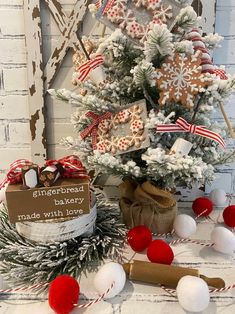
[0, 0, 235, 191]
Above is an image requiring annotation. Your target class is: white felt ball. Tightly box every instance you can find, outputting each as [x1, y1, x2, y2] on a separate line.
[176, 275, 210, 312]
[173, 214, 197, 238]
[93, 262, 126, 299]
[211, 227, 235, 255]
[209, 189, 227, 206]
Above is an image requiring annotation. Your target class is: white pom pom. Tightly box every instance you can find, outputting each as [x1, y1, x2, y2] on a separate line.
[209, 189, 227, 206]
[176, 276, 210, 312]
[173, 214, 197, 238]
[211, 227, 235, 255]
[93, 262, 126, 299]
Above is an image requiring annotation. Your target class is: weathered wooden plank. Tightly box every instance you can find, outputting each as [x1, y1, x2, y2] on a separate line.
[43, 0, 89, 91]
[24, 0, 47, 163]
[44, 0, 67, 34]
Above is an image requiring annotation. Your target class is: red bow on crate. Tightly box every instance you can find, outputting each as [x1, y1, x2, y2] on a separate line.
[46, 155, 88, 179]
[78, 54, 104, 82]
[80, 111, 112, 150]
[0, 159, 32, 190]
[156, 117, 225, 148]
[0, 155, 88, 190]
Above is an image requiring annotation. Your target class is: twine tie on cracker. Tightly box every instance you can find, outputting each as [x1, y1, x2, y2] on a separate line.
[80, 111, 113, 150]
[119, 180, 177, 234]
[78, 54, 104, 82]
[156, 117, 225, 148]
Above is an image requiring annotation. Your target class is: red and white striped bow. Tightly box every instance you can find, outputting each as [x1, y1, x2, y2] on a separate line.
[156, 117, 225, 148]
[80, 111, 112, 150]
[46, 155, 88, 179]
[78, 54, 104, 82]
[0, 159, 33, 190]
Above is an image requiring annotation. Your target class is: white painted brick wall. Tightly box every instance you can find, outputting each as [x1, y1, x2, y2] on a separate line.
[0, 124, 6, 145]
[8, 122, 31, 145]
[0, 2, 31, 182]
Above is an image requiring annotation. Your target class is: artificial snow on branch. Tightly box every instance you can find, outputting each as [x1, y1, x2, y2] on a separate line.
[0, 199, 126, 289]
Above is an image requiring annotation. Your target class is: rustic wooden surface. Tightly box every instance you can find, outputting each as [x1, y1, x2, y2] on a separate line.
[0, 206, 234, 314]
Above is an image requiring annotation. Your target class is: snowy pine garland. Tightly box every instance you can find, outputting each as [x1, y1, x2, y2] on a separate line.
[0, 198, 126, 289]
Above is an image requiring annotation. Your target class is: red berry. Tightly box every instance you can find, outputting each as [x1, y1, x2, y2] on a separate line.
[147, 239, 174, 265]
[223, 205, 235, 228]
[48, 275, 80, 314]
[192, 197, 213, 217]
[127, 225, 152, 252]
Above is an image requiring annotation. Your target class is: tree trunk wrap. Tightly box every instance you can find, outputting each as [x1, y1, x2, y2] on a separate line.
[119, 180, 177, 233]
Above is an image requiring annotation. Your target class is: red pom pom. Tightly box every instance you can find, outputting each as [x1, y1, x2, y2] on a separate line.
[127, 225, 152, 252]
[192, 197, 213, 217]
[223, 205, 235, 228]
[147, 239, 174, 265]
[48, 275, 80, 314]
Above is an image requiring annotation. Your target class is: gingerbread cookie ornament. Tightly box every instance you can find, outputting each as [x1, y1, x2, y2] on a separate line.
[156, 52, 213, 108]
[95, 100, 150, 155]
[94, 0, 182, 45]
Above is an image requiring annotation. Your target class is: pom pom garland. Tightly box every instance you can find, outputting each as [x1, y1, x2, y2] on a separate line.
[192, 197, 213, 217]
[127, 225, 152, 252]
[147, 239, 174, 265]
[223, 205, 235, 228]
[48, 275, 80, 314]
[176, 276, 210, 312]
[209, 189, 227, 206]
[211, 227, 235, 255]
[173, 214, 197, 238]
[93, 262, 126, 299]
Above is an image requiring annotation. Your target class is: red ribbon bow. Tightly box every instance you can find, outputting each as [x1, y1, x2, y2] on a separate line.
[0, 155, 88, 191]
[0, 159, 32, 190]
[156, 117, 225, 148]
[213, 69, 228, 80]
[45, 155, 89, 179]
[78, 54, 104, 82]
[80, 111, 112, 150]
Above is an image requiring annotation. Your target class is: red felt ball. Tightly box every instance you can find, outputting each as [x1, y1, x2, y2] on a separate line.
[127, 225, 152, 252]
[223, 205, 235, 228]
[147, 239, 174, 265]
[192, 197, 213, 217]
[48, 275, 80, 314]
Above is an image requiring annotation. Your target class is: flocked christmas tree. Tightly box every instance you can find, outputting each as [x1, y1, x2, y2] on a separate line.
[49, 0, 235, 192]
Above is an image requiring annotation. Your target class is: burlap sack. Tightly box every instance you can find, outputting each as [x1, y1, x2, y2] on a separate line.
[119, 180, 177, 234]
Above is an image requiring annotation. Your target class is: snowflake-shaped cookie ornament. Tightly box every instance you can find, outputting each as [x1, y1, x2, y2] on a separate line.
[95, 0, 182, 45]
[156, 52, 213, 108]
